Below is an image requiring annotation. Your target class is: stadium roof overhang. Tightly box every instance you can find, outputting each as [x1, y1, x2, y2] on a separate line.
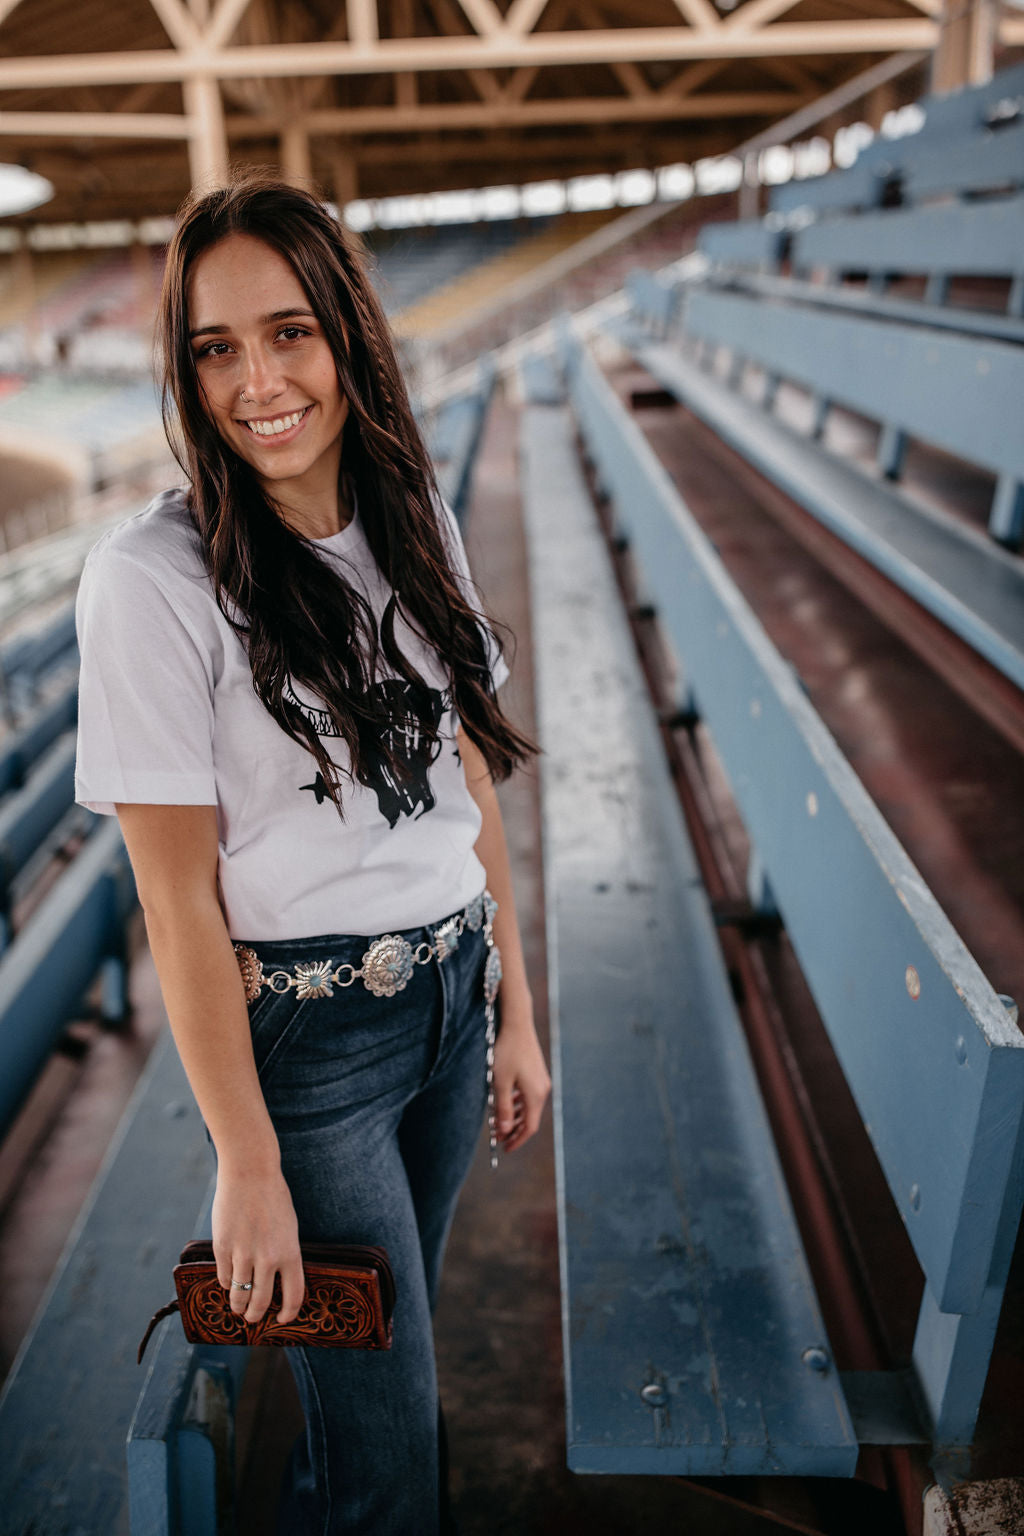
[0, 0, 1019, 223]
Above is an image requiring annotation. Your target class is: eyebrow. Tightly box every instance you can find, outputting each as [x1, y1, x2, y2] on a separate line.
[189, 308, 317, 340]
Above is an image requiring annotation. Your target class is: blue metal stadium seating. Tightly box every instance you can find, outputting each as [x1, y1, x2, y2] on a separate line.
[523, 324, 1024, 1477]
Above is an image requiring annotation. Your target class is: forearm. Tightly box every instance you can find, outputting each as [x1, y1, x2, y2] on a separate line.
[143, 896, 280, 1173]
[470, 777, 533, 1032]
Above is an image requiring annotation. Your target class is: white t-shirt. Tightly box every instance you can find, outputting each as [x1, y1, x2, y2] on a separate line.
[74, 486, 508, 940]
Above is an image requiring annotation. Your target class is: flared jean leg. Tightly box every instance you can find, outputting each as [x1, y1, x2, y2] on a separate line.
[246, 919, 490, 1536]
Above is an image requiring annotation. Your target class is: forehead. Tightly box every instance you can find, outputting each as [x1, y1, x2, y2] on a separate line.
[188, 233, 310, 326]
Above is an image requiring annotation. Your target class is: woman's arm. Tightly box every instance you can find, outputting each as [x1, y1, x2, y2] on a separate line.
[115, 803, 305, 1325]
[457, 729, 551, 1153]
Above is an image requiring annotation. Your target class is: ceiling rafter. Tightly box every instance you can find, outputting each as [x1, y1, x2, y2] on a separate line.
[723, 0, 801, 31]
[467, 67, 504, 101]
[296, 5, 350, 109]
[504, 0, 551, 34]
[757, 55, 821, 91]
[146, 0, 204, 50]
[118, 80, 168, 113]
[0, 86, 811, 143]
[395, 68, 418, 105]
[0, 20, 941, 93]
[205, 0, 259, 49]
[0, 109, 191, 137]
[609, 59, 654, 98]
[665, 0, 723, 35]
[219, 88, 806, 134]
[348, 0, 379, 47]
[453, 0, 505, 38]
[657, 57, 728, 95]
[503, 64, 540, 101]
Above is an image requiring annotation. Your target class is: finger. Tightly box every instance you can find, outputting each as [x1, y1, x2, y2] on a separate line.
[505, 1085, 546, 1151]
[244, 1265, 275, 1324]
[215, 1246, 233, 1291]
[228, 1256, 254, 1313]
[494, 1075, 517, 1139]
[276, 1255, 306, 1325]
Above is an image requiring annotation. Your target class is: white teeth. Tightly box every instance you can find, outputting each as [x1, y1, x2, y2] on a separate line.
[245, 408, 306, 437]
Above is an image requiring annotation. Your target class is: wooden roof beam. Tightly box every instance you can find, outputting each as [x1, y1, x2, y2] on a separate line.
[224, 89, 806, 136]
[467, 68, 505, 102]
[348, 0, 379, 48]
[0, 22, 942, 90]
[504, 0, 551, 33]
[504, 65, 540, 101]
[453, 0, 505, 37]
[609, 60, 654, 99]
[666, 0, 724, 35]
[657, 58, 728, 96]
[146, 0, 204, 51]
[205, 0, 258, 49]
[0, 110, 191, 138]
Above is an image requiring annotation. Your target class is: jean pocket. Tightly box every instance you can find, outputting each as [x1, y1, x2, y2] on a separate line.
[248, 988, 311, 1084]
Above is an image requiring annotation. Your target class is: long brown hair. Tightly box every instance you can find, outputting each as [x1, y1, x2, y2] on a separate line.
[159, 171, 533, 810]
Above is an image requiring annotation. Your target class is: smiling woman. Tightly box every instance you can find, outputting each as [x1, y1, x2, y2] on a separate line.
[73, 172, 548, 1536]
[187, 236, 350, 538]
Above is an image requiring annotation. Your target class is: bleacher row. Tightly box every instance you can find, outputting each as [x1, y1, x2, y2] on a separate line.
[0, 219, 545, 380]
[521, 57, 1024, 1509]
[0, 373, 500, 1535]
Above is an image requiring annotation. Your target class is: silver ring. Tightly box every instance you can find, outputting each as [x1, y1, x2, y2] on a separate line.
[239, 389, 251, 403]
[230, 1278, 253, 1291]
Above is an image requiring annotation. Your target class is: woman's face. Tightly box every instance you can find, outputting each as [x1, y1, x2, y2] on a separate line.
[187, 232, 349, 512]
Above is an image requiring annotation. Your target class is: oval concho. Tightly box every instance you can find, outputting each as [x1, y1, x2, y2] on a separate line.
[360, 935, 415, 998]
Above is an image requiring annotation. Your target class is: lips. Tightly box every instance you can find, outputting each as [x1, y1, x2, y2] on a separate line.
[238, 404, 313, 440]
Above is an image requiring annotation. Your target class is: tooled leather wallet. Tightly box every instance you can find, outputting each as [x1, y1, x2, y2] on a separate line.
[137, 1239, 396, 1363]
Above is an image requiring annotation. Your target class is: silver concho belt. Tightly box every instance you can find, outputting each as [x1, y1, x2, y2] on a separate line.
[234, 891, 503, 1167]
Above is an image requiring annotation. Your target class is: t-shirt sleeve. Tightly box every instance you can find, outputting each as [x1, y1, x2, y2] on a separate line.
[436, 498, 510, 691]
[74, 545, 218, 815]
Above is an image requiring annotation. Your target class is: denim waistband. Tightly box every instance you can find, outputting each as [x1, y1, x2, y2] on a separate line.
[233, 891, 488, 962]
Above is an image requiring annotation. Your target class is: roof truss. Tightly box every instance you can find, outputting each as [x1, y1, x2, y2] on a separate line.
[0, 0, 1010, 217]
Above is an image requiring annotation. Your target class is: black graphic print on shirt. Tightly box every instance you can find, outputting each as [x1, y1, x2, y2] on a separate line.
[288, 678, 451, 830]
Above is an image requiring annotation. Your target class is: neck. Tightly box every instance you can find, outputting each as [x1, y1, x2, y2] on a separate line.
[279, 495, 353, 542]
[268, 469, 353, 542]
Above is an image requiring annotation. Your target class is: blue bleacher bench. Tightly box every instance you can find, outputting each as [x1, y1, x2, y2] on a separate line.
[770, 63, 1024, 216]
[428, 359, 496, 523]
[0, 674, 78, 796]
[679, 284, 1024, 546]
[0, 1029, 220, 1535]
[519, 326, 1024, 1479]
[0, 816, 135, 1138]
[613, 277, 1024, 700]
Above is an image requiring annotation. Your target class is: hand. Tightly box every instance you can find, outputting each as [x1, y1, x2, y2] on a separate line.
[492, 997, 551, 1155]
[212, 1162, 305, 1326]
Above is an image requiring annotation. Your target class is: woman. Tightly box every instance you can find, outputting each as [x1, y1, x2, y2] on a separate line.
[74, 173, 550, 1535]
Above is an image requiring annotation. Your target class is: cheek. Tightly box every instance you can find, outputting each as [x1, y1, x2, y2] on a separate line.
[198, 369, 237, 417]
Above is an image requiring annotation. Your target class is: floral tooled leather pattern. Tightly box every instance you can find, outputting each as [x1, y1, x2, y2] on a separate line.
[176, 1264, 391, 1350]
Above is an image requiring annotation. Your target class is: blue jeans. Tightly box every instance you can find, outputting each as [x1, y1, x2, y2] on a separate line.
[239, 904, 491, 1536]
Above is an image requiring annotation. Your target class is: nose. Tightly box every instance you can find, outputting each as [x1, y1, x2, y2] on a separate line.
[239, 343, 285, 407]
